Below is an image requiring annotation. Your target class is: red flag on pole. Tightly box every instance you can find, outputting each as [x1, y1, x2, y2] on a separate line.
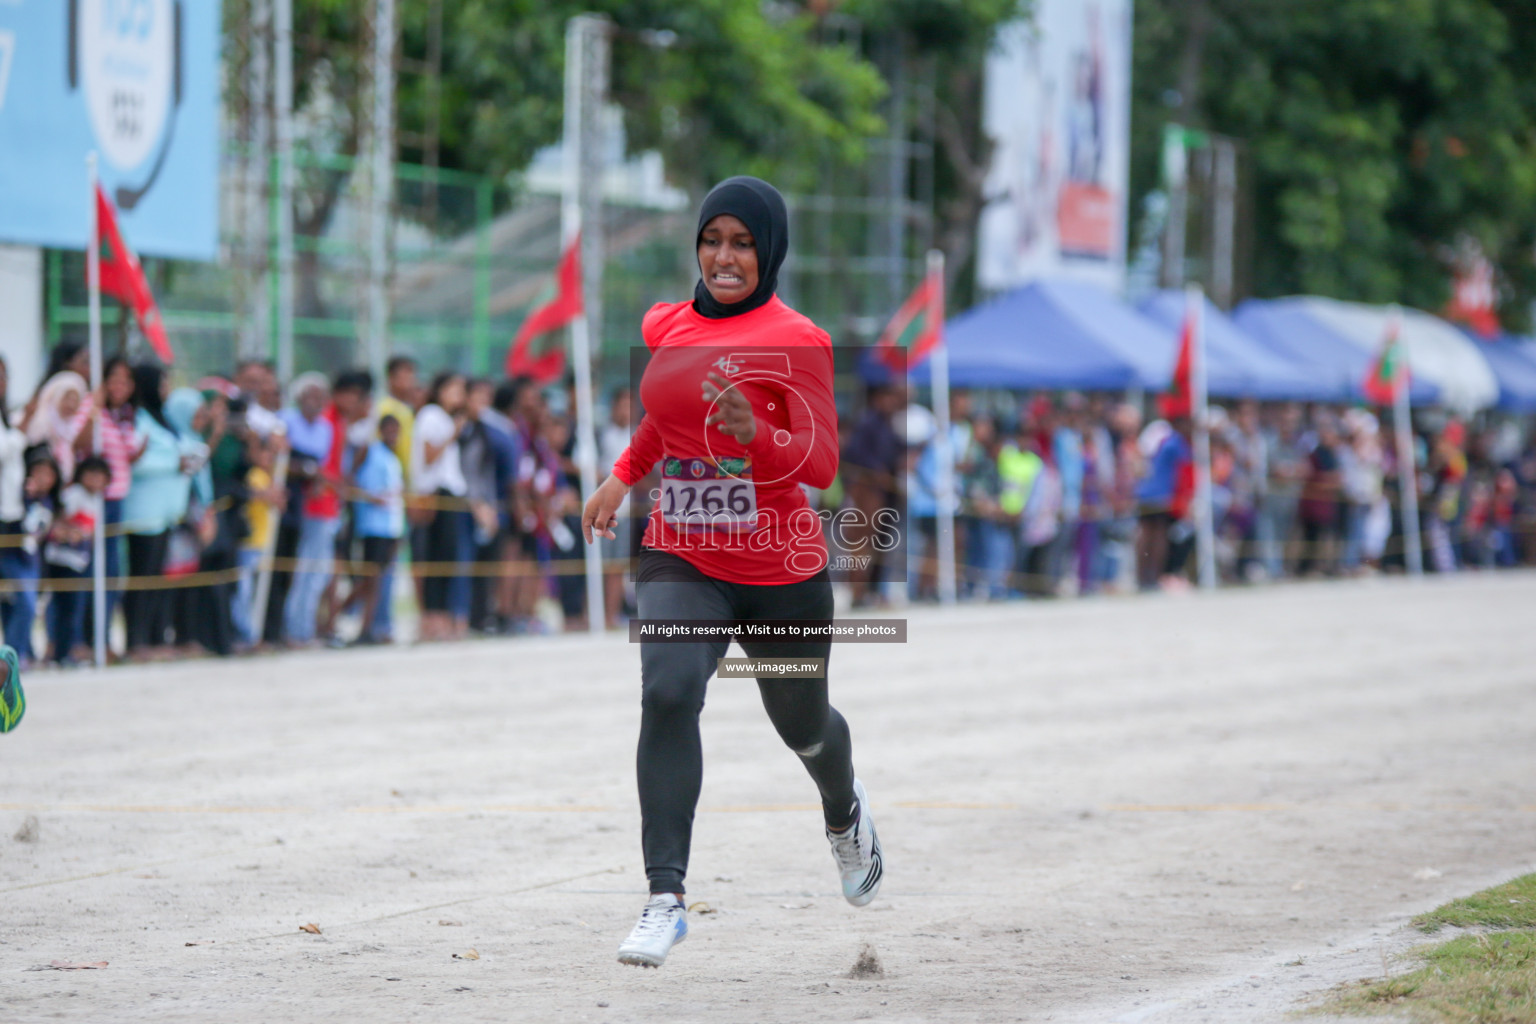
[92, 185, 173, 363]
[507, 233, 583, 383]
[1362, 316, 1405, 405]
[873, 269, 942, 373]
[1159, 306, 1195, 419]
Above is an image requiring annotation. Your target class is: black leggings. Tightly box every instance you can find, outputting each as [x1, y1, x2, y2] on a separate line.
[635, 549, 857, 895]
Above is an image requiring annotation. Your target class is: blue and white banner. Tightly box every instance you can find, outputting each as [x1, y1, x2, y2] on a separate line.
[0, 0, 220, 260]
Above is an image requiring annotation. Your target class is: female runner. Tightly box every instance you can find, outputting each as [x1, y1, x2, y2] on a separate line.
[582, 176, 882, 968]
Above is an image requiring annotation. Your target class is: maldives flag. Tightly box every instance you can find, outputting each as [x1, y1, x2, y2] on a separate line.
[93, 185, 173, 363]
[873, 269, 943, 373]
[1159, 307, 1195, 419]
[507, 233, 582, 383]
[1362, 319, 1405, 405]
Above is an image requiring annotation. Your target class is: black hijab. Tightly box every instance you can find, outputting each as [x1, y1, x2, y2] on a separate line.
[692, 176, 789, 319]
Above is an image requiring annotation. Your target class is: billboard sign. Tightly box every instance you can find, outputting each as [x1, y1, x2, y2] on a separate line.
[976, 0, 1132, 293]
[0, 0, 221, 260]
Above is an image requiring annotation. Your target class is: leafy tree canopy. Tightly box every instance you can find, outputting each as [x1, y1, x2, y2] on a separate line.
[1132, 0, 1536, 327]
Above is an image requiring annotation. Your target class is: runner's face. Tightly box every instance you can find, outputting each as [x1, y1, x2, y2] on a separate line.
[698, 214, 758, 305]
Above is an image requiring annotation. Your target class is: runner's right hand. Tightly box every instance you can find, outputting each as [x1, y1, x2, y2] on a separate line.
[582, 474, 630, 544]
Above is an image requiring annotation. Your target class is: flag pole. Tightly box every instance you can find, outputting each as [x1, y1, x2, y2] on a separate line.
[1389, 304, 1423, 577]
[87, 153, 108, 668]
[1189, 283, 1217, 591]
[565, 15, 606, 633]
[927, 250, 957, 606]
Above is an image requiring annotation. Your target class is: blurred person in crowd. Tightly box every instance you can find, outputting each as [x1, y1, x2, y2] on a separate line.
[502, 378, 548, 633]
[1100, 403, 1143, 592]
[1017, 419, 1063, 598]
[841, 383, 905, 608]
[235, 360, 284, 440]
[490, 380, 534, 634]
[461, 378, 518, 633]
[43, 456, 110, 665]
[233, 424, 286, 648]
[25, 343, 89, 411]
[1050, 394, 1086, 590]
[1340, 410, 1386, 574]
[513, 381, 564, 633]
[1205, 409, 1237, 576]
[997, 420, 1043, 597]
[1261, 403, 1308, 579]
[1, 448, 60, 666]
[1296, 414, 1344, 577]
[1487, 469, 1519, 567]
[547, 404, 589, 630]
[1076, 397, 1113, 594]
[908, 390, 971, 602]
[73, 356, 141, 645]
[282, 369, 368, 647]
[122, 365, 197, 659]
[309, 371, 375, 646]
[22, 369, 88, 484]
[1426, 420, 1468, 573]
[1135, 415, 1192, 591]
[268, 372, 331, 645]
[960, 416, 1011, 599]
[344, 414, 406, 644]
[598, 387, 636, 624]
[279, 373, 336, 646]
[1225, 400, 1267, 580]
[412, 371, 471, 641]
[187, 382, 254, 656]
[163, 387, 220, 654]
[376, 356, 419, 484]
[0, 358, 33, 654]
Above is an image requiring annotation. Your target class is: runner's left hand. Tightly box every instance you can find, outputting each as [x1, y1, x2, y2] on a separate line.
[702, 372, 756, 446]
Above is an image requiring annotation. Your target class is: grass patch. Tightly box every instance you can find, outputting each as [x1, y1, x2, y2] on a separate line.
[1316, 876, 1536, 1023]
[1325, 932, 1536, 1023]
[1416, 876, 1536, 934]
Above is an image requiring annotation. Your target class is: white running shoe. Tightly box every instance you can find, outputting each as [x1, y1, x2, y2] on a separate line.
[828, 777, 883, 906]
[617, 894, 688, 967]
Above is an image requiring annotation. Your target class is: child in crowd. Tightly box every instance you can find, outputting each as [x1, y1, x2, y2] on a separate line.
[0, 449, 60, 666]
[234, 436, 288, 647]
[349, 415, 405, 644]
[44, 456, 111, 665]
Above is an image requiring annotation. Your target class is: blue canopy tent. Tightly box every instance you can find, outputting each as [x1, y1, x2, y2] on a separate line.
[1138, 291, 1341, 401]
[1469, 334, 1536, 413]
[909, 278, 1172, 391]
[1232, 298, 1440, 406]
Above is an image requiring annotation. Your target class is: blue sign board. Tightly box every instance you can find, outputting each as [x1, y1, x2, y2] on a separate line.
[0, 0, 221, 260]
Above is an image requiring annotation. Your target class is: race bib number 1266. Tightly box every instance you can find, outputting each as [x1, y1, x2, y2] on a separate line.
[661, 456, 757, 531]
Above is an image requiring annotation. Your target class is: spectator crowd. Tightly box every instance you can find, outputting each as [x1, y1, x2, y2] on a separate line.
[849, 385, 1536, 603]
[0, 345, 641, 668]
[3, 344, 1535, 669]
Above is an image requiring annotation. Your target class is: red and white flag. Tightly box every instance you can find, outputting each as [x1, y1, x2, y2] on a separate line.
[92, 185, 173, 363]
[1362, 314, 1406, 406]
[1160, 303, 1195, 419]
[873, 264, 944, 373]
[506, 233, 583, 383]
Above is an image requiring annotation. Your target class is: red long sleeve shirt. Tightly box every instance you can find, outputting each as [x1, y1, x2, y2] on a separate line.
[612, 296, 839, 584]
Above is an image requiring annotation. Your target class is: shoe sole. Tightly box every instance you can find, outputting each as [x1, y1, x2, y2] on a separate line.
[617, 926, 685, 967]
[617, 952, 664, 967]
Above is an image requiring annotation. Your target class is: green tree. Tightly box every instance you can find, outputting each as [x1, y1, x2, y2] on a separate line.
[401, 1, 885, 196]
[1132, 0, 1536, 327]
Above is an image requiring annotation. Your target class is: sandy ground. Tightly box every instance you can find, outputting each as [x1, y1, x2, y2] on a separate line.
[1, 572, 1534, 1023]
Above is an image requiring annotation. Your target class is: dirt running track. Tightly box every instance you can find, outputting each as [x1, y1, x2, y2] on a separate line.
[2, 573, 1534, 1023]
